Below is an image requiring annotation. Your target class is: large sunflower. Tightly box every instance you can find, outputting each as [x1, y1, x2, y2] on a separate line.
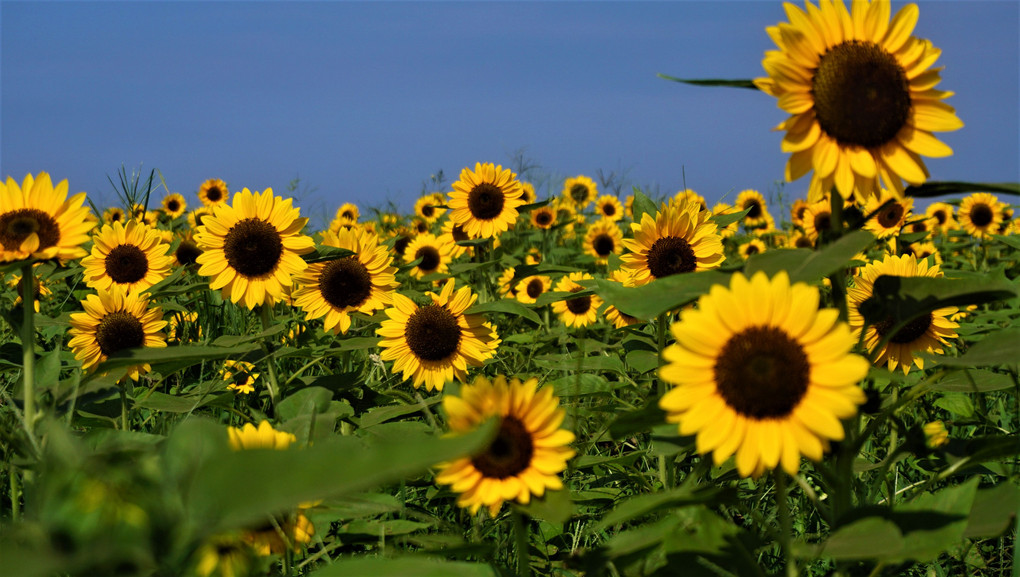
[81, 220, 174, 294]
[561, 175, 598, 209]
[448, 163, 525, 239]
[584, 219, 623, 264]
[659, 271, 868, 478]
[292, 228, 399, 334]
[550, 272, 603, 328]
[621, 199, 724, 286]
[198, 179, 229, 207]
[434, 375, 576, 517]
[756, 0, 963, 201]
[68, 287, 167, 381]
[0, 172, 95, 263]
[847, 254, 958, 374]
[403, 233, 453, 279]
[957, 192, 1004, 239]
[195, 188, 315, 309]
[376, 279, 499, 392]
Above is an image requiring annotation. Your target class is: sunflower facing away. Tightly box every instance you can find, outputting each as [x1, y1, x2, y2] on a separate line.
[847, 253, 958, 374]
[68, 287, 167, 381]
[377, 279, 499, 392]
[0, 172, 95, 263]
[195, 188, 315, 309]
[198, 178, 229, 207]
[448, 163, 526, 239]
[659, 271, 868, 478]
[957, 192, 1004, 239]
[621, 199, 725, 287]
[584, 219, 624, 264]
[756, 0, 963, 202]
[292, 228, 399, 334]
[434, 375, 576, 517]
[561, 175, 598, 209]
[551, 272, 603, 328]
[81, 220, 174, 294]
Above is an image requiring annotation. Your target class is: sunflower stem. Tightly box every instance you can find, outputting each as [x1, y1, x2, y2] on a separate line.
[120, 384, 129, 431]
[827, 192, 849, 322]
[259, 304, 282, 416]
[511, 507, 531, 577]
[9, 462, 20, 521]
[656, 312, 671, 489]
[774, 470, 798, 577]
[19, 262, 37, 439]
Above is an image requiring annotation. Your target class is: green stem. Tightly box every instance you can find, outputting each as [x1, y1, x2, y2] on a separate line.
[656, 312, 670, 488]
[19, 263, 36, 438]
[120, 385, 129, 430]
[775, 471, 798, 577]
[259, 304, 281, 415]
[826, 192, 849, 321]
[9, 463, 20, 521]
[512, 507, 531, 577]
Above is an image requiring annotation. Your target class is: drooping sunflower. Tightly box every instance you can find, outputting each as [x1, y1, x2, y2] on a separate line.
[195, 188, 315, 309]
[448, 163, 525, 239]
[415, 193, 447, 223]
[584, 219, 624, 264]
[561, 175, 598, 209]
[925, 202, 956, 233]
[376, 279, 499, 392]
[515, 275, 552, 305]
[434, 375, 576, 517]
[103, 207, 126, 225]
[0, 172, 95, 263]
[735, 190, 771, 229]
[738, 238, 768, 260]
[198, 179, 229, 207]
[292, 228, 399, 335]
[863, 189, 914, 239]
[756, 0, 963, 202]
[530, 206, 557, 230]
[81, 220, 174, 294]
[519, 182, 537, 205]
[68, 287, 167, 381]
[161, 193, 187, 219]
[594, 195, 624, 222]
[7, 270, 53, 313]
[550, 272, 603, 328]
[403, 233, 453, 279]
[958, 193, 1004, 239]
[524, 247, 543, 265]
[659, 271, 869, 478]
[621, 199, 724, 287]
[847, 254, 958, 374]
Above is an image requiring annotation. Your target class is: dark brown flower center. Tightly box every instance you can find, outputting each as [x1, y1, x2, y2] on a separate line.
[393, 235, 411, 256]
[166, 199, 180, 212]
[421, 204, 435, 218]
[451, 224, 469, 242]
[795, 235, 814, 249]
[109, 210, 124, 223]
[813, 40, 911, 149]
[744, 244, 760, 256]
[744, 200, 763, 219]
[467, 184, 506, 220]
[970, 204, 993, 227]
[0, 209, 61, 252]
[415, 246, 441, 272]
[646, 236, 697, 278]
[222, 218, 284, 278]
[932, 209, 947, 225]
[813, 211, 833, 234]
[602, 203, 616, 217]
[565, 288, 592, 315]
[342, 210, 356, 221]
[592, 234, 615, 257]
[194, 212, 208, 227]
[95, 311, 146, 357]
[534, 210, 553, 227]
[714, 326, 810, 419]
[876, 202, 905, 229]
[471, 416, 534, 479]
[206, 187, 223, 202]
[874, 312, 933, 344]
[794, 205, 808, 222]
[105, 244, 150, 284]
[319, 256, 372, 309]
[569, 184, 589, 204]
[404, 304, 462, 362]
[526, 278, 544, 299]
[175, 241, 202, 266]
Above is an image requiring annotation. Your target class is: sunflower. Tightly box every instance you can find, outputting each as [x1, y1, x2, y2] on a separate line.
[739, 238, 768, 259]
[958, 193, 1004, 239]
[790, 199, 810, 229]
[790, 230, 815, 249]
[903, 215, 937, 237]
[292, 228, 398, 335]
[0, 172, 95, 263]
[192, 534, 255, 577]
[756, 0, 963, 202]
[863, 189, 914, 239]
[195, 188, 315, 309]
[448, 163, 525, 239]
[515, 275, 552, 305]
[68, 287, 167, 381]
[81, 220, 173, 294]
[925, 201, 956, 233]
[103, 207, 126, 225]
[389, 226, 417, 259]
[434, 375, 576, 517]
[376, 279, 499, 391]
[848, 254, 958, 374]
[530, 206, 557, 230]
[161, 193, 187, 219]
[172, 233, 204, 267]
[802, 199, 835, 244]
[198, 179, 229, 207]
[335, 203, 360, 223]
[415, 193, 447, 223]
[167, 310, 200, 343]
[594, 195, 624, 222]
[519, 182, 537, 205]
[907, 240, 942, 265]
[621, 200, 724, 287]
[923, 420, 949, 449]
[735, 190, 771, 229]
[582, 219, 623, 264]
[7, 270, 53, 313]
[222, 360, 259, 395]
[659, 271, 868, 478]
[551, 272, 603, 328]
[604, 270, 643, 329]
[674, 189, 707, 212]
[497, 267, 518, 299]
[403, 233, 453, 279]
[562, 175, 597, 209]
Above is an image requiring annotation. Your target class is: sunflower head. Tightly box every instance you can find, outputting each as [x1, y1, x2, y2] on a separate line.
[530, 206, 557, 230]
[561, 175, 598, 209]
[161, 193, 187, 218]
[739, 238, 768, 259]
[515, 275, 552, 305]
[864, 190, 914, 239]
[550, 272, 603, 328]
[621, 199, 724, 286]
[924, 202, 956, 234]
[335, 203, 360, 223]
[584, 219, 624, 264]
[673, 189, 707, 213]
[415, 193, 447, 223]
[81, 220, 174, 294]
[958, 193, 1004, 239]
[434, 375, 575, 516]
[198, 179, 229, 207]
[404, 233, 453, 279]
[519, 182, 537, 205]
[735, 190, 771, 229]
[595, 195, 624, 221]
[448, 163, 525, 239]
[0, 172, 95, 263]
[68, 287, 168, 381]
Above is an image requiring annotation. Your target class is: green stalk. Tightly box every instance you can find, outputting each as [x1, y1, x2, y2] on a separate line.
[120, 385, 130, 431]
[826, 191, 849, 321]
[511, 508, 531, 577]
[259, 304, 281, 415]
[775, 471, 798, 577]
[9, 463, 20, 521]
[19, 263, 37, 438]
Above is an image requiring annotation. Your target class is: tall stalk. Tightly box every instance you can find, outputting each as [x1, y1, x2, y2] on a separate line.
[259, 304, 282, 415]
[19, 262, 37, 438]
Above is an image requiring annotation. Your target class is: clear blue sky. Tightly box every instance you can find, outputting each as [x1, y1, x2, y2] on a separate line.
[2, 1, 1017, 228]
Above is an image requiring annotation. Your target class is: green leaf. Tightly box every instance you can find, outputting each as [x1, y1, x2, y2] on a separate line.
[807, 517, 905, 561]
[609, 401, 668, 440]
[583, 271, 731, 319]
[509, 263, 581, 285]
[277, 386, 334, 420]
[964, 482, 1019, 538]
[626, 349, 659, 374]
[455, 237, 490, 247]
[85, 343, 261, 385]
[547, 374, 621, 397]
[933, 394, 975, 418]
[307, 557, 497, 577]
[211, 324, 285, 347]
[657, 73, 759, 90]
[903, 181, 1020, 198]
[592, 485, 733, 532]
[991, 234, 1020, 251]
[517, 198, 551, 213]
[134, 390, 221, 413]
[517, 488, 574, 524]
[357, 397, 441, 429]
[928, 369, 1015, 393]
[744, 230, 875, 284]
[631, 188, 659, 224]
[708, 206, 751, 227]
[465, 299, 541, 325]
[894, 477, 978, 563]
[936, 328, 1020, 367]
[302, 245, 356, 263]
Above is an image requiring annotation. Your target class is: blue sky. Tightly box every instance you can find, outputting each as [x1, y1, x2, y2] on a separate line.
[2, 1, 1017, 228]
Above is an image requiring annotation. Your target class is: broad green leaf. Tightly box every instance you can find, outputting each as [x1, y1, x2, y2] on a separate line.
[583, 271, 732, 319]
[278, 386, 334, 420]
[85, 343, 261, 384]
[516, 488, 574, 524]
[338, 519, 432, 537]
[307, 557, 497, 577]
[709, 206, 751, 227]
[533, 354, 626, 375]
[903, 181, 1020, 198]
[509, 263, 580, 285]
[455, 237, 490, 247]
[657, 73, 758, 90]
[936, 328, 1020, 367]
[744, 230, 875, 284]
[991, 234, 1020, 250]
[302, 245, 356, 263]
[894, 477, 978, 563]
[933, 394, 974, 418]
[928, 369, 1015, 393]
[327, 336, 381, 352]
[210, 324, 285, 347]
[626, 349, 659, 374]
[321, 493, 402, 519]
[357, 397, 441, 429]
[133, 390, 222, 413]
[592, 485, 732, 532]
[631, 188, 659, 223]
[547, 374, 620, 397]
[804, 517, 905, 560]
[466, 299, 541, 325]
[517, 198, 551, 213]
[573, 451, 646, 470]
[964, 482, 1019, 538]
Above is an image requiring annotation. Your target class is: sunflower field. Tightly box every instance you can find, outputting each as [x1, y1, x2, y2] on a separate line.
[1, 2, 1018, 577]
